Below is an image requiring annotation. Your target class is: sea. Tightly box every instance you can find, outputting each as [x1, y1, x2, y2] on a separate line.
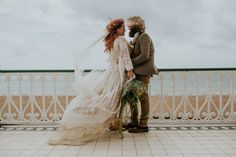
[0, 71, 235, 96]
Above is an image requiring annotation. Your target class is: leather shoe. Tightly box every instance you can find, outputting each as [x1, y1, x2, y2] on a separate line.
[122, 123, 137, 131]
[128, 126, 149, 133]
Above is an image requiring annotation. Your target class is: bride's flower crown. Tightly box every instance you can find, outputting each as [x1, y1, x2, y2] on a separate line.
[106, 18, 124, 33]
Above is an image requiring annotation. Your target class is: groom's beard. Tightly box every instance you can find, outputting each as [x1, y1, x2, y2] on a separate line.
[129, 27, 140, 37]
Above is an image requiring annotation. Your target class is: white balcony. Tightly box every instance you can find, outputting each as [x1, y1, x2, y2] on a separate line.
[0, 68, 236, 125]
[0, 69, 236, 157]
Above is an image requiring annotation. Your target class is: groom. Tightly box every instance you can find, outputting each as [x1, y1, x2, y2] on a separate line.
[126, 16, 158, 133]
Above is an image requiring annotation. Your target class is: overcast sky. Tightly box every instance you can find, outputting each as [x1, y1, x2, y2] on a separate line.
[0, 0, 236, 70]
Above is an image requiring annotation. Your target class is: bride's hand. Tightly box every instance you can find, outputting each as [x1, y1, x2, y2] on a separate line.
[127, 70, 135, 78]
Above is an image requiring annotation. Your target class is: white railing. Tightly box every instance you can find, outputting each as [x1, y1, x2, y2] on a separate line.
[0, 69, 236, 125]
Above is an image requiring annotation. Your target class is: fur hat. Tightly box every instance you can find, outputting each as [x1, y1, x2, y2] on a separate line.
[127, 16, 145, 31]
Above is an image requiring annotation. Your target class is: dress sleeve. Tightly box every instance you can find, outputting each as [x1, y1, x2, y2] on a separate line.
[118, 37, 133, 71]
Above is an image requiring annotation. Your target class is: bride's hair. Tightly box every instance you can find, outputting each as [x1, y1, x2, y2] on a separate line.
[104, 18, 124, 52]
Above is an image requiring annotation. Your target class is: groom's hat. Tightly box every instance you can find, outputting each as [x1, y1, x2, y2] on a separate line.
[127, 16, 145, 31]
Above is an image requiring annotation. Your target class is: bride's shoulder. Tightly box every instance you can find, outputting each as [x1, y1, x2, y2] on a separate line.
[116, 36, 128, 43]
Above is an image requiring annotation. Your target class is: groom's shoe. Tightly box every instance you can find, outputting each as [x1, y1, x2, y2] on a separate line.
[128, 125, 149, 133]
[122, 123, 137, 131]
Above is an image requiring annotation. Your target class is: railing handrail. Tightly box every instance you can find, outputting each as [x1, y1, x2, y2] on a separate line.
[1, 67, 236, 73]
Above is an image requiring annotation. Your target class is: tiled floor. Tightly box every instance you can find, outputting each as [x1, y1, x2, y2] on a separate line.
[0, 128, 236, 157]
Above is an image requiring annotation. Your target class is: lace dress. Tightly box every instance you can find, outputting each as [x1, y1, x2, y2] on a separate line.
[48, 36, 133, 145]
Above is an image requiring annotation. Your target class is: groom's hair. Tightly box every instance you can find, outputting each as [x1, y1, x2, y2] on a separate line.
[127, 16, 145, 32]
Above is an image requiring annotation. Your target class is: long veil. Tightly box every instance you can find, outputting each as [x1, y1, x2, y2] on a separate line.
[48, 30, 113, 145]
[72, 30, 109, 99]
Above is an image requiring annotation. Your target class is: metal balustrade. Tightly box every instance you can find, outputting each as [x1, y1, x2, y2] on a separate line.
[0, 68, 236, 125]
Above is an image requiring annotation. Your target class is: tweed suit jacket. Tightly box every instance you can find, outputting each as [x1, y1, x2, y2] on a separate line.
[130, 32, 158, 75]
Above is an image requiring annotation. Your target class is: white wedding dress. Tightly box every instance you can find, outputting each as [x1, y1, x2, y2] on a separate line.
[48, 36, 133, 145]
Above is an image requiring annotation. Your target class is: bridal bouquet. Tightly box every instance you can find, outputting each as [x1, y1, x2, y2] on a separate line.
[118, 79, 145, 138]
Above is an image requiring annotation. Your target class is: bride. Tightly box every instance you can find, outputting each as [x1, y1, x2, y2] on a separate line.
[48, 18, 135, 145]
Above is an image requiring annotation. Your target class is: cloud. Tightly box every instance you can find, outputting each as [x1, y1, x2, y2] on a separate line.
[0, 0, 236, 69]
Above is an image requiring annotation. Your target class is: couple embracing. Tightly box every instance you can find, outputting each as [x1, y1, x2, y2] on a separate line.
[49, 16, 158, 146]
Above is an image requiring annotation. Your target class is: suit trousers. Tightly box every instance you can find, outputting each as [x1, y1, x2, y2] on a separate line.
[131, 74, 150, 127]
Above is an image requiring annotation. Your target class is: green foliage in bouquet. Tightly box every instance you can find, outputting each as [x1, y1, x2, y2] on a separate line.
[118, 79, 145, 138]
